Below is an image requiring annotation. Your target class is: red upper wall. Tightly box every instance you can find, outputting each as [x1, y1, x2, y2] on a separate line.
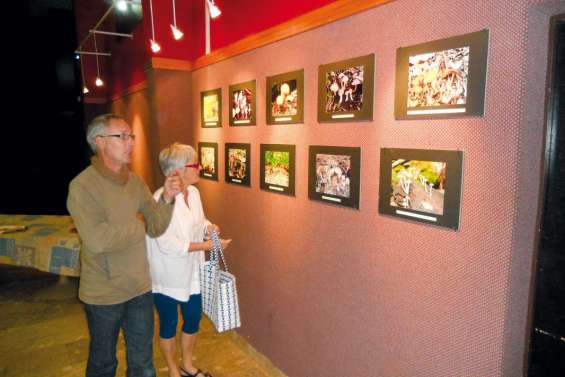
[210, 0, 339, 50]
[76, 0, 340, 100]
[108, 20, 147, 98]
[140, 0, 340, 59]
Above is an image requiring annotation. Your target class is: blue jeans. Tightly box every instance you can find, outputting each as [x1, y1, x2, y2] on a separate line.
[84, 291, 156, 377]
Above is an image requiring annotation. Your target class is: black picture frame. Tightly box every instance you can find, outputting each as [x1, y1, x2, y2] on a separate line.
[225, 143, 251, 186]
[308, 145, 361, 209]
[317, 54, 374, 123]
[229, 80, 256, 126]
[394, 29, 489, 119]
[198, 142, 219, 181]
[200, 88, 222, 128]
[266, 69, 304, 125]
[379, 148, 463, 230]
[260, 144, 296, 196]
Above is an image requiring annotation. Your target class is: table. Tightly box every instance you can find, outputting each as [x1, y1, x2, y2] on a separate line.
[0, 215, 81, 277]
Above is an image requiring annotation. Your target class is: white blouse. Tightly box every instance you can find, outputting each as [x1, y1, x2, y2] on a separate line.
[146, 185, 211, 302]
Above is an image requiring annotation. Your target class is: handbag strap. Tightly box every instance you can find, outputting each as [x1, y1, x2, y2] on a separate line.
[210, 230, 229, 273]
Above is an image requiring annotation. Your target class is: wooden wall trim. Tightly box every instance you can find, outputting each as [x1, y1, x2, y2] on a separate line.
[192, 0, 394, 70]
[111, 80, 148, 101]
[150, 57, 193, 71]
[111, 57, 190, 101]
[83, 96, 108, 104]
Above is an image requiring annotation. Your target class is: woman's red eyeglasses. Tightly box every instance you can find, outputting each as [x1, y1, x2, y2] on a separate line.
[185, 162, 201, 169]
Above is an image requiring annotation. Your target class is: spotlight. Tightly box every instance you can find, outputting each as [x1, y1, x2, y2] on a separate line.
[78, 50, 89, 94]
[171, 25, 184, 40]
[150, 39, 161, 53]
[170, 0, 184, 40]
[207, 0, 221, 19]
[116, 1, 128, 12]
[148, 0, 161, 54]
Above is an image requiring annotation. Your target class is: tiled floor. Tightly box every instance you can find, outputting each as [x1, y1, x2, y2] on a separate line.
[0, 267, 284, 377]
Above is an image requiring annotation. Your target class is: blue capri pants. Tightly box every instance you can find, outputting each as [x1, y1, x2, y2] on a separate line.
[153, 293, 202, 339]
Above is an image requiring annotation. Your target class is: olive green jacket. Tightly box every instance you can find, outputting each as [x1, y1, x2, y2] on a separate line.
[67, 156, 173, 304]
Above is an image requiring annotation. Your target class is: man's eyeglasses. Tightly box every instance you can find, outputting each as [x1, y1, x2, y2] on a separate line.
[98, 133, 136, 141]
[185, 162, 202, 169]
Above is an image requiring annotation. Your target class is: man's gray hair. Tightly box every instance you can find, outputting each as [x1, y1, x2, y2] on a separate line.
[159, 143, 196, 176]
[86, 114, 124, 153]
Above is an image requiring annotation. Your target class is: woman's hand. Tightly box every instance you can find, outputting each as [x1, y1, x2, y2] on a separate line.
[203, 238, 232, 251]
[219, 238, 232, 250]
[189, 239, 231, 252]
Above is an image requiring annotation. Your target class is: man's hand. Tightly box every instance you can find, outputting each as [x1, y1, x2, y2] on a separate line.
[163, 171, 182, 203]
[206, 223, 220, 236]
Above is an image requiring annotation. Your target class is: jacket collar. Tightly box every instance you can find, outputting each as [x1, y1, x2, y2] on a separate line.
[91, 156, 129, 185]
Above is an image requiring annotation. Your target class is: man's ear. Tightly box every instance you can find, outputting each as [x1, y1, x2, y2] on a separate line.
[94, 136, 104, 152]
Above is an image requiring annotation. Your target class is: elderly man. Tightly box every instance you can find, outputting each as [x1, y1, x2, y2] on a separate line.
[67, 114, 181, 377]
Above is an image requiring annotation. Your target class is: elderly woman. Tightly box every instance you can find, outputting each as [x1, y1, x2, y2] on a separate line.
[146, 143, 231, 377]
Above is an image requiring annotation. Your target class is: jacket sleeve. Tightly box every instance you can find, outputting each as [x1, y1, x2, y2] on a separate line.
[139, 181, 174, 238]
[67, 180, 145, 254]
[151, 223, 191, 257]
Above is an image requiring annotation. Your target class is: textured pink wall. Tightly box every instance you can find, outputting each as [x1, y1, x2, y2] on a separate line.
[112, 68, 193, 192]
[111, 89, 157, 190]
[115, 0, 562, 375]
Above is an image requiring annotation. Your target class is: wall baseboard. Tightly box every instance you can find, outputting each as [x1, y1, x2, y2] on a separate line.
[228, 331, 289, 377]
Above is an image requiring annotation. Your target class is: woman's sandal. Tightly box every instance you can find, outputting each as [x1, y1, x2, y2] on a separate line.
[179, 366, 213, 377]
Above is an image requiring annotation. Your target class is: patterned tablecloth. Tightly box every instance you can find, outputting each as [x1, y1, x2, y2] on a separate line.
[0, 215, 81, 277]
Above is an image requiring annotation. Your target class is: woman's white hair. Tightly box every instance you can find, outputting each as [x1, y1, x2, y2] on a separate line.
[86, 114, 124, 153]
[159, 143, 196, 176]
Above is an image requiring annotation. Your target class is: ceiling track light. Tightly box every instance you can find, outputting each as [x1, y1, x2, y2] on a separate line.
[93, 33, 104, 87]
[149, 0, 161, 53]
[205, 0, 221, 54]
[79, 55, 89, 94]
[74, 1, 143, 94]
[89, 29, 133, 38]
[74, 51, 112, 57]
[170, 0, 184, 40]
[207, 0, 222, 19]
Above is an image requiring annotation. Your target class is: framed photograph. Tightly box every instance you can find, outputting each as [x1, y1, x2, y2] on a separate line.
[317, 54, 374, 123]
[394, 29, 489, 119]
[266, 69, 304, 124]
[225, 143, 251, 186]
[379, 148, 463, 229]
[308, 146, 361, 209]
[229, 80, 256, 126]
[198, 142, 218, 181]
[260, 144, 295, 196]
[200, 88, 222, 127]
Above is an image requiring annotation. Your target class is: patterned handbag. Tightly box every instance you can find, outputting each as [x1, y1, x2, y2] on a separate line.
[200, 231, 241, 332]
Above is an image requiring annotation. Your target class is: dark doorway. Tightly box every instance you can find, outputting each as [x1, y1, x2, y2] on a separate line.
[0, 1, 89, 215]
[528, 15, 565, 377]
